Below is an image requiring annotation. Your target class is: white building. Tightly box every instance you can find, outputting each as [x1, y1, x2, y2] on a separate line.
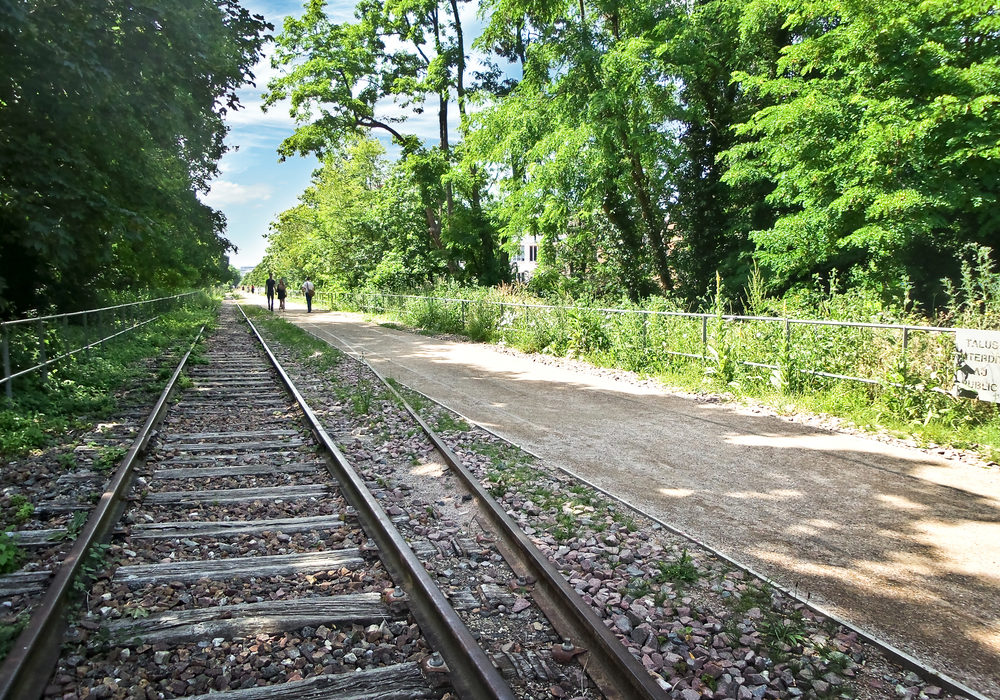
[511, 233, 541, 282]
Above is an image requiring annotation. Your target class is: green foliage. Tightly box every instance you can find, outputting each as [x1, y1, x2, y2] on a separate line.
[723, 0, 1000, 305]
[0, 301, 214, 458]
[706, 275, 737, 385]
[72, 542, 110, 597]
[0, 1, 270, 316]
[0, 533, 24, 575]
[256, 0, 998, 320]
[350, 378, 377, 416]
[50, 511, 89, 543]
[0, 614, 28, 661]
[6, 495, 33, 526]
[263, 0, 504, 288]
[565, 308, 611, 358]
[655, 549, 699, 586]
[94, 446, 127, 473]
[942, 244, 1000, 329]
[434, 413, 470, 433]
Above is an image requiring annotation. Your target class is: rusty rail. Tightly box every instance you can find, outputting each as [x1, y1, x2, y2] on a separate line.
[238, 304, 516, 700]
[0, 326, 205, 699]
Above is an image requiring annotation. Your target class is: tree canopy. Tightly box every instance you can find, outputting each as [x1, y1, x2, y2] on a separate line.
[0, 0, 269, 317]
[255, 0, 999, 311]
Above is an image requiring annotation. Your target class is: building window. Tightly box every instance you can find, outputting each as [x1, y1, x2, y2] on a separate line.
[529, 245, 538, 262]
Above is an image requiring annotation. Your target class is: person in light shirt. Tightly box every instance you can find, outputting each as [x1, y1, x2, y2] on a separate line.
[301, 277, 315, 312]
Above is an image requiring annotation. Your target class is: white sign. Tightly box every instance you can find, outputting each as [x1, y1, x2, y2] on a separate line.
[955, 329, 1000, 402]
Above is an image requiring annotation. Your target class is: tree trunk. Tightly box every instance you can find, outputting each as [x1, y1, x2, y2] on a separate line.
[601, 180, 646, 303]
[623, 133, 673, 291]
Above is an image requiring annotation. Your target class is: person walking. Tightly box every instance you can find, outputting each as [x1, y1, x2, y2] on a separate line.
[301, 277, 315, 313]
[265, 273, 276, 311]
[277, 278, 287, 311]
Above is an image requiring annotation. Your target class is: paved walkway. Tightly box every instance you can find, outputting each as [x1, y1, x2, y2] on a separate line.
[246, 295, 1000, 696]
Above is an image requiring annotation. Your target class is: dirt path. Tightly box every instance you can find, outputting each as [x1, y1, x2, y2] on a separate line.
[251, 297, 1000, 697]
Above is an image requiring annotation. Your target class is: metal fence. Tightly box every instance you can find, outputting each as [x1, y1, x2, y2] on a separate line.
[1, 292, 200, 398]
[322, 290, 959, 393]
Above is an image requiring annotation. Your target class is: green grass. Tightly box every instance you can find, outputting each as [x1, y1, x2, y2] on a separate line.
[0, 615, 28, 660]
[350, 378, 377, 415]
[94, 445, 127, 473]
[243, 305, 343, 372]
[5, 495, 34, 526]
[326, 286, 1000, 462]
[654, 548, 699, 585]
[0, 295, 216, 458]
[434, 412, 470, 433]
[0, 534, 24, 575]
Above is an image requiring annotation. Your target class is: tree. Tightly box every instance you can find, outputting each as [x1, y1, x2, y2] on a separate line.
[264, 0, 505, 284]
[258, 137, 442, 291]
[470, 0, 681, 301]
[0, 0, 269, 317]
[650, 0, 786, 306]
[723, 0, 1000, 302]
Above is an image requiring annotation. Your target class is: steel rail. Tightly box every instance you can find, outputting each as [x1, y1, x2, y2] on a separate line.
[0, 325, 205, 700]
[236, 304, 516, 700]
[303, 325, 668, 700]
[368, 380, 991, 700]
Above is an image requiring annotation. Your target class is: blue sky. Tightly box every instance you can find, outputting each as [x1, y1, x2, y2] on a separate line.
[204, 0, 492, 269]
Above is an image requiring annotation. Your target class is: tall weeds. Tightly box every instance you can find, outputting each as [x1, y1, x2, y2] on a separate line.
[333, 278, 1000, 457]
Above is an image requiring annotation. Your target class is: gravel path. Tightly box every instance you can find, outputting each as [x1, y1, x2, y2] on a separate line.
[247, 295, 1000, 699]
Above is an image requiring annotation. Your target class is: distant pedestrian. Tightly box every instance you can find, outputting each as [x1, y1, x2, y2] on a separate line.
[265, 273, 276, 311]
[251, 284, 255, 295]
[301, 277, 315, 312]
[277, 278, 287, 311]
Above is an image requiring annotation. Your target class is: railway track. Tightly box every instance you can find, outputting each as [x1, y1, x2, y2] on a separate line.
[0, 302, 668, 700]
[1, 298, 985, 700]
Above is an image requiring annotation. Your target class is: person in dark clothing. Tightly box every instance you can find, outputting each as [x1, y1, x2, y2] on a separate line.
[277, 278, 287, 311]
[265, 274, 276, 311]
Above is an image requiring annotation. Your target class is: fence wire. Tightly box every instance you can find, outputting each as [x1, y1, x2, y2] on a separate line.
[320, 291, 960, 395]
[1, 292, 199, 398]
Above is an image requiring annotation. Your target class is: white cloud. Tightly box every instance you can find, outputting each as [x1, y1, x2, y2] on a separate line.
[202, 180, 275, 206]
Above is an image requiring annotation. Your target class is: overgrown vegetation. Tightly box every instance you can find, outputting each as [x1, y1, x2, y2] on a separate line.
[329, 278, 1000, 460]
[1, 2, 269, 317]
[0, 534, 24, 575]
[93, 445, 127, 473]
[242, 305, 343, 373]
[0, 615, 28, 660]
[247, 0, 997, 318]
[655, 549, 700, 586]
[0, 295, 217, 458]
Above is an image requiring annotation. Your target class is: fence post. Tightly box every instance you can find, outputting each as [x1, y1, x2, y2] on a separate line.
[901, 327, 909, 375]
[701, 315, 708, 358]
[2, 326, 11, 400]
[37, 320, 47, 384]
[461, 300, 468, 330]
